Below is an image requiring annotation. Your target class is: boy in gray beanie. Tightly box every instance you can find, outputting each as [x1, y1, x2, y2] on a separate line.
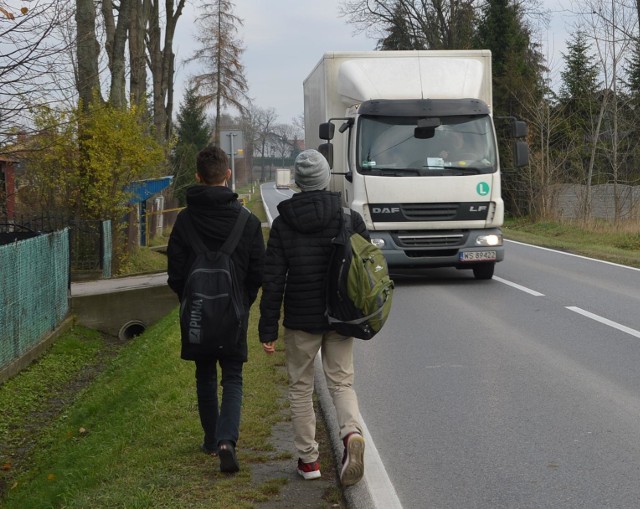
[259, 148, 367, 486]
[294, 149, 332, 191]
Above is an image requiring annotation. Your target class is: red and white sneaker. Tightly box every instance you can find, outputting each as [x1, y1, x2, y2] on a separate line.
[340, 432, 365, 487]
[297, 458, 321, 480]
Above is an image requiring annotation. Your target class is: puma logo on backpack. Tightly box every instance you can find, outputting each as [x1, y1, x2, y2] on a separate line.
[325, 208, 394, 340]
[179, 208, 250, 354]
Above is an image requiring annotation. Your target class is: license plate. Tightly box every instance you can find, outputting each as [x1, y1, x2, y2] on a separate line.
[459, 250, 497, 262]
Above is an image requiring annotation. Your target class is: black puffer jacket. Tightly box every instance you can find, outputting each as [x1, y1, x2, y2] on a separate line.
[167, 185, 265, 361]
[258, 190, 368, 342]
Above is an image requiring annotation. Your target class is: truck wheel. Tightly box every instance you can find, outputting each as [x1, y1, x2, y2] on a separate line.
[472, 263, 495, 280]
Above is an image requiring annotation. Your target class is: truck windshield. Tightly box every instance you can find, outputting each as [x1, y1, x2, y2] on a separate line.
[357, 115, 497, 176]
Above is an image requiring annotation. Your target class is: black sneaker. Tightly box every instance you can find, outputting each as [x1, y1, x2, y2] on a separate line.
[340, 432, 365, 487]
[201, 444, 218, 458]
[218, 441, 239, 473]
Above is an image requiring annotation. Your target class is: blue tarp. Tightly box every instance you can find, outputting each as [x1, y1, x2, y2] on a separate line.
[125, 176, 173, 204]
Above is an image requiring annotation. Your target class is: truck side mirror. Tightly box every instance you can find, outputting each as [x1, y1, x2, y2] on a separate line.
[318, 143, 333, 168]
[514, 140, 529, 167]
[319, 122, 335, 141]
[512, 120, 528, 138]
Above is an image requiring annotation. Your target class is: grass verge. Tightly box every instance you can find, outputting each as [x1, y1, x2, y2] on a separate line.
[503, 217, 640, 268]
[1, 307, 293, 509]
[1, 190, 344, 508]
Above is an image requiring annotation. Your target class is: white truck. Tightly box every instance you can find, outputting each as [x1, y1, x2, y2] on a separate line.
[275, 168, 291, 189]
[304, 50, 528, 279]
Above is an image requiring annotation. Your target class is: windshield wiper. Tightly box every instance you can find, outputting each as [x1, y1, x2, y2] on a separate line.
[442, 166, 483, 174]
[367, 168, 421, 176]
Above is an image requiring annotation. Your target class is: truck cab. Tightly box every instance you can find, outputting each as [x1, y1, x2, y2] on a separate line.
[304, 51, 528, 279]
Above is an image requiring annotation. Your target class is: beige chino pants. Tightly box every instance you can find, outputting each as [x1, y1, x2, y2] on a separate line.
[283, 328, 363, 463]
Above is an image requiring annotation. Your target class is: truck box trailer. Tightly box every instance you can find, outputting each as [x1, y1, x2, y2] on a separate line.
[275, 168, 291, 189]
[303, 50, 528, 279]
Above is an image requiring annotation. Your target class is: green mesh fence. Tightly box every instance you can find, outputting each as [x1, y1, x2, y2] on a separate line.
[102, 220, 112, 279]
[0, 229, 70, 369]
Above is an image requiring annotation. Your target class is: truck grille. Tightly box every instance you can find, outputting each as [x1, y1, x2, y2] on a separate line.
[393, 230, 468, 248]
[369, 202, 490, 222]
[401, 203, 459, 220]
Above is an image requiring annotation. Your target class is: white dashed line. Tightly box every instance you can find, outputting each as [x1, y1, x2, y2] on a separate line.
[493, 276, 545, 296]
[566, 306, 640, 339]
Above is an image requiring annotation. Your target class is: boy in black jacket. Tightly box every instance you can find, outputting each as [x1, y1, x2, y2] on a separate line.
[167, 145, 264, 473]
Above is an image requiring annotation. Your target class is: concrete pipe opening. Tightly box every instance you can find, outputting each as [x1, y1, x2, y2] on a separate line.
[118, 320, 146, 341]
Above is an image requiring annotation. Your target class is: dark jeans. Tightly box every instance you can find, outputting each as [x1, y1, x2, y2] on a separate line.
[195, 357, 243, 452]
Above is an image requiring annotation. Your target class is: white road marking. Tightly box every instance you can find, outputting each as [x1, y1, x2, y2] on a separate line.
[505, 239, 640, 272]
[359, 415, 404, 509]
[566, 306, 640, 339]
[259, 183, 275, 226]
[493, 276, 545, 296]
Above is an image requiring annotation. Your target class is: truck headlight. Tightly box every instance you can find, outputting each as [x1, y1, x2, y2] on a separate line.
[475, 233, 502, 246]
[371, 237, 385, 248]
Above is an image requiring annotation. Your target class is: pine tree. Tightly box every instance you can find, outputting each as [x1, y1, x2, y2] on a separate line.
[557, 29, 601, 183]
[171, 85, 211, 205]
[559, 30, 600, 114]
[474, 0, 545, 118]
[377, 3, 423, 50]
[474, 0, 545, 216]
[190, 0, 248, 144]
[621, 39, 640, 177]
[622, 38, 640, 105]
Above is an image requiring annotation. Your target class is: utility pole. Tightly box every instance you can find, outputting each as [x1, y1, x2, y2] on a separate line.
[227, 132, 237, 192]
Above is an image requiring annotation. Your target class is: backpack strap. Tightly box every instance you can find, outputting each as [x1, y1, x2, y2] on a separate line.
[182, 207, 250, 256]
[342, 207, 354, 235]
[220, 207, 250, 256]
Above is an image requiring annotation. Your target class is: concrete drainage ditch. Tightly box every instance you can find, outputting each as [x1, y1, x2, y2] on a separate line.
[70, 274, 177, 339]
[118, 320, 147, 341]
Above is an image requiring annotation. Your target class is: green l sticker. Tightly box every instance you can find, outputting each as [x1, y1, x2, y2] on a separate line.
[476, 182, 490, 196]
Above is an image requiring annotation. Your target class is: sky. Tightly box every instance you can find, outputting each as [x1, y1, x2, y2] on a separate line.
[172, 0, 577, 126]
[173, 1, 376, 125]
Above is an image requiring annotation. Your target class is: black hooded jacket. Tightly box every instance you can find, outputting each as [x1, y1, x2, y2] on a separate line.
[167, 184, 265, 360]
[258, 190, 368, 342]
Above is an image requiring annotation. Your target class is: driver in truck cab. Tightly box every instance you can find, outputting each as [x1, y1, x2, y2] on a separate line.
[438, 130, 466, 161]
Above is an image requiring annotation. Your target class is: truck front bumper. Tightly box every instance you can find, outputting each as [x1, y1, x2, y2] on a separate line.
[370, 228, 505, 268]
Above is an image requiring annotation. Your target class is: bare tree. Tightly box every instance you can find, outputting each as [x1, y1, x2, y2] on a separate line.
[76, 0, 103, 111]
[74, 0, 184, 142]
[129, 0, 149, 108]
[516, 84, 574, 219]
[190, 0, 249, 143]
[147, 0, 186, 141]
[0, 0, 74, 149]
[340, 0, 477, 49]
[573, 0, 637, 222]
[292, 114, 305, 139]
[246, 106, 278, 181]
[272, 123, 296, 166]
[101, 0, 130, 108]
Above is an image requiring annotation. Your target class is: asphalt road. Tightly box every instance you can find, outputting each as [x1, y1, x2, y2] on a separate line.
[355, 245, 640, 509]
[260, 182, 294, 224]
[260, 183, 640, 509]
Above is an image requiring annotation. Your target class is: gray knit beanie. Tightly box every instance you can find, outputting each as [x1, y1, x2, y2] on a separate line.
[294, 149, 331, 192]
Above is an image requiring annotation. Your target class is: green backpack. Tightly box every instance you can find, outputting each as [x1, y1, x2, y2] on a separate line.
[325, 208, 394, 340]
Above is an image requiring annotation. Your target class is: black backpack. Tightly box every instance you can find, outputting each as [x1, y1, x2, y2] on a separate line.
[179, 207, 250, 355]
[325, 208, 394, 340]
